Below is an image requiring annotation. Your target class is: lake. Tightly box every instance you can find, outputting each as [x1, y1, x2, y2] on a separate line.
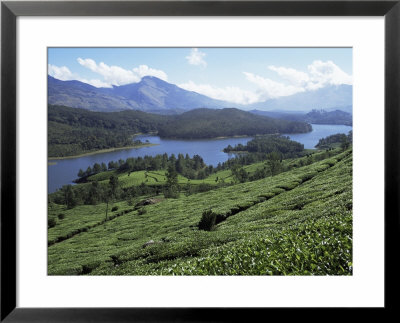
[283, 124, 352, 149]
[48, 124, 352, 193]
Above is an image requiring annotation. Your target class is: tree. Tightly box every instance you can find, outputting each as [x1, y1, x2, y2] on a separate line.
[62, 185, 77, 209]
[223, 144, 233, 152]
[86, 181, 101, 205]
[109, 175, 119, 199]
[231, 164, 249, 183]
[267, 151, 282, 176]
[169, 154, 177, 167]
[164, 164, 179, 198]
[93, 163, 101, 174]
[108, 161, 116, 170]
[161, 153, 169, 168]
[77, 169, 85, 178]
[341, 136, 350, 151]
[197, 169, 206, 180]
[193, 155, 204, 170]
[347, 130, 353, 143]
[104, 175, 119, 221]
[86, 166, 92, 176]
[175, 154, 185, 173]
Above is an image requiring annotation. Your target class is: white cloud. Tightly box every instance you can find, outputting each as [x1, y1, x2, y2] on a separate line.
[306, 60, 352, 90]
[79, 78, 113, 88]
[268, 65, 310, 87]
[48, 63, 113, 88]
[186, 48, 207, 67]
[48, 64, 75, 81]
[178, 59, 351, 105]
[243, 72, 305, 99]
[77, 58, 140, 85]
[178, 81, 259, 105]
[268, 60, 352, 91]
[49, 59, 169, 88]
[132, 65, 168, 81]
[239, 60, 353, 100]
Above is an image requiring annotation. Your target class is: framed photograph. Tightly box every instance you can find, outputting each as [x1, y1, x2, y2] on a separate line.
[1, 0, 399, 321]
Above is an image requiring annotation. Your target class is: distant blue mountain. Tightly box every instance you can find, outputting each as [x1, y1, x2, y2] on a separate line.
[246, 84, 352, 113]
[250, 108, 352, 126]
[48, 75, 232, 113]
[48, 75, 352, 114]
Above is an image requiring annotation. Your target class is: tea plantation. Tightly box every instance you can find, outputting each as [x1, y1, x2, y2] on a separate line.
[48, 149, 352, 275]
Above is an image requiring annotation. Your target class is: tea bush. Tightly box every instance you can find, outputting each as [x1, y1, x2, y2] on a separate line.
[198, 209, 217, 231]
[48, 218, 57, 228]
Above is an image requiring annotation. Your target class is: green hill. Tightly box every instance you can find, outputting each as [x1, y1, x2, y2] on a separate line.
[48, 149, 352, 275]
[157, 108, 312, 139]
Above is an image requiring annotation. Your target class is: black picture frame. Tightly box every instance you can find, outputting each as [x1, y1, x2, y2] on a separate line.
[1, 0, 399, 321]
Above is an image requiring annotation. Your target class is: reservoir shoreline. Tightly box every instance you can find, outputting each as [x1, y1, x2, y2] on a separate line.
[48, 143, 158, 161]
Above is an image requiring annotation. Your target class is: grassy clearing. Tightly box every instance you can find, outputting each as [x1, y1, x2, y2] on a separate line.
[48, 149, 352, 275]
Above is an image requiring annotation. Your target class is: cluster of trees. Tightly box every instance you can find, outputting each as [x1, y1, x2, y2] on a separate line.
[82, 153, 210, 180]
[70, 149, 290, 206]
[77, 162, 108, 178]
[52, 174, 125, 208]
[51, 171, 228, 208]
[79, 149, 292, 188]
[229, 151, 283, 183]
[158, 108, 312, 139]
[315, 131, 352, 149]
[223, 135, 304, 157]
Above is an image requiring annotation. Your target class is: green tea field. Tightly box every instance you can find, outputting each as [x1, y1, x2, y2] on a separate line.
[48, 149, 352, 275]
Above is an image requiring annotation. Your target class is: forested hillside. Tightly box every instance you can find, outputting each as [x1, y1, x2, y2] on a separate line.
[48, 105, 169, 157]
[157, 108, 312, 139]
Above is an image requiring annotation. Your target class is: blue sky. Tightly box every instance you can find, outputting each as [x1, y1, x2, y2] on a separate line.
[48, 47, 352, 104]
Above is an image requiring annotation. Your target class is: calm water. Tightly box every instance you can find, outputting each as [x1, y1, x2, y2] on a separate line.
[283, 124, 352, 149]
[48, 124, 352, 193]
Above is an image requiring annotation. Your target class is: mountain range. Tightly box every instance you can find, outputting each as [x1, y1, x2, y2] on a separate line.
[48, 75, 352, 114]
[48, 75, 233, 113]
